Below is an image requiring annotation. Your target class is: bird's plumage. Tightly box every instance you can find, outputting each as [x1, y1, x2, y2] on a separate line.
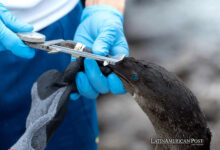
[110, 57, 211, 150]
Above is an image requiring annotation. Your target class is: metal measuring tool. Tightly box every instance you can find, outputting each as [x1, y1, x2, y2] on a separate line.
[17, 32, 125, 66]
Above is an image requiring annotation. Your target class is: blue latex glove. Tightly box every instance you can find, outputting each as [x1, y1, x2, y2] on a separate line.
[0, 3, 35, 58]
[70, 5, 129, 100]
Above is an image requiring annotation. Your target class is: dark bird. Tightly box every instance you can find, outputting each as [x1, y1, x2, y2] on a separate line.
[109, 57, 211, 150]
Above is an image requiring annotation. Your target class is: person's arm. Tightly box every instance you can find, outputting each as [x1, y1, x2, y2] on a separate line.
[70, 0, 129, 100]
[86, 0, 126, 13]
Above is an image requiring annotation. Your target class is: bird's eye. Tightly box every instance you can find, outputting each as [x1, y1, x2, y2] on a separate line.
[131, 74, 138, 81]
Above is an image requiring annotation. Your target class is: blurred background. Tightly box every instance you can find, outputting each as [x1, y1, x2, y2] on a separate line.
[97, 0, 220, 149]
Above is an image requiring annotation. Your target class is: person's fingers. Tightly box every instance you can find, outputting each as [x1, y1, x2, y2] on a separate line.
[92, 26, 118, 56]
[70, 93, 80, 101]
[76, 72, 99, 99]
[108, 73, 126, 94]
[0, 20, 35, 58]
[84, 58, 109, 94]
[110, 35, 129, 56]
[74, 25, 93, 49]
[0, 3, 33, 32]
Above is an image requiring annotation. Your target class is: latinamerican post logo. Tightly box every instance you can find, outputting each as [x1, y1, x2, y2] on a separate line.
[150, 138, 204, 145]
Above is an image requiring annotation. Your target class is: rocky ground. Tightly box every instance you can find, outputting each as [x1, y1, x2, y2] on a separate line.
[98, 0, 220, 149]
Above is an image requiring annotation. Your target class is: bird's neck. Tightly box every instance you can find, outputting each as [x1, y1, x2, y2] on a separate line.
[132, 88, 211, 150]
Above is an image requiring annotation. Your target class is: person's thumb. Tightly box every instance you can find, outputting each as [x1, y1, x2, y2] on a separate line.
[0, 20, 35, 58]
[92, 28, 117, 56]
[0, 3, 33, 32]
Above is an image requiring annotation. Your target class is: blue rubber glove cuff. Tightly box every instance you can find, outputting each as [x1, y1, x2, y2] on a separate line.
[81, 5, 123, 23]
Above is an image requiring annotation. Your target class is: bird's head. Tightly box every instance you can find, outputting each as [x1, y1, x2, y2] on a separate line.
[109, 57, 152, 96]
[109, 57, 184, 99]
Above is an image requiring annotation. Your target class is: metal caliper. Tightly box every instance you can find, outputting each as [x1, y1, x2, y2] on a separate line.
[17, 32, 125, 66]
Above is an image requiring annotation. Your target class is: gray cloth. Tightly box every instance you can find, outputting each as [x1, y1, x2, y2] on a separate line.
[9, 60, 84, 150]
[10, 83, 66, 150]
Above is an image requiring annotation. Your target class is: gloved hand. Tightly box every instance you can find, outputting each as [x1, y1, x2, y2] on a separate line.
[71, 5, 129, 100]
[0, 3, 35, 58]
